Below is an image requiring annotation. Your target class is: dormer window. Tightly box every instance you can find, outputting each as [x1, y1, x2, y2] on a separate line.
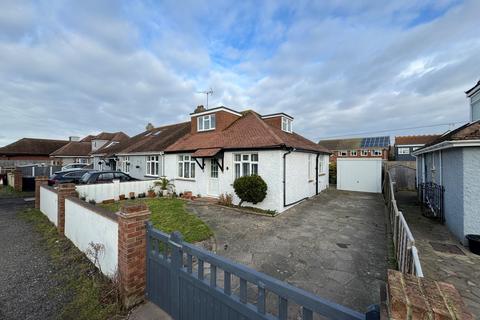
[281, 117, 292, 133]
[197, 114, 216, 132]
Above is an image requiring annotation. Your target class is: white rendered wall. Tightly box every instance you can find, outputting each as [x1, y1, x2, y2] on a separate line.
[40, 185, 58, 226]
[65, 198, 118, 276]
[76, 179, 160, 203]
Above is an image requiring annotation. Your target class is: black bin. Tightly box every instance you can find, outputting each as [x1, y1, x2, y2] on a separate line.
[466, 234, 480, 255]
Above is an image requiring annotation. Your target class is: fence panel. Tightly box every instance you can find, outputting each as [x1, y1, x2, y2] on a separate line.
[383, 171, 423, 277]
[40, 186, 58, 226]
[147, 224, 378, 320]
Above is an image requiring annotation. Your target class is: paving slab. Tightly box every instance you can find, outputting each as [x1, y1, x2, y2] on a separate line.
[397, 191, 480, 318]
[186, 188, 388, 313]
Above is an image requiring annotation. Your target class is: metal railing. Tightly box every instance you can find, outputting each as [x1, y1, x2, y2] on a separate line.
[383, 171, 424, 277]
[418, 182, 445, 224]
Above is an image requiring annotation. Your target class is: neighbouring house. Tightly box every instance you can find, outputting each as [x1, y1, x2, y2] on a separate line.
[0, 137, 69, 168]
[413, 80, 480, 244]
[89, 132, 130, 170]
[318, 136, 390, 163]
[50, 136, 92, 165]
[162, 106, 330, 213]
[96, 122, 191, 179]
[394, 135, 440, 161]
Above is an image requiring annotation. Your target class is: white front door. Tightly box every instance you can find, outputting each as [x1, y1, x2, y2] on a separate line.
[208, 159, 220, 196]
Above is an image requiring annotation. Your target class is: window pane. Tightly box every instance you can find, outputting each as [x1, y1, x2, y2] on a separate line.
[251, 154, 258, 161]
[154, 162, 158, 175]
[198, 118, 203, 131]
[242, 163, 250, 176]
[243, 154, 249, 161]
[234, 154, 241, 161]
[211, 114, 216, 128]
[185, 162, 190, 178]
[252, 163, 258, 175]
[179, 155, 184, 161]
[178, 162, 183, 177]
[204, 117, 210, 129]
[235, 163, 240, 179]
[191, 162, 195, 178]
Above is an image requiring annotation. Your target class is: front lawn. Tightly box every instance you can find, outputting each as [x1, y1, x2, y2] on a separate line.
[100, 198, 213, 243]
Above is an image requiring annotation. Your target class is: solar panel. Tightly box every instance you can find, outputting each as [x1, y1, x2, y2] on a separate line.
[361, 136, 390, 148]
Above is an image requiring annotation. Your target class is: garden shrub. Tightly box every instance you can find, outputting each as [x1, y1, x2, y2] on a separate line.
[233, 175, 267, 206]
[329, 162, 337, 185]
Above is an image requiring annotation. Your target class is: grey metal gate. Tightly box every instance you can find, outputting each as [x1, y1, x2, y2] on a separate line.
[146, 223, 379, 320]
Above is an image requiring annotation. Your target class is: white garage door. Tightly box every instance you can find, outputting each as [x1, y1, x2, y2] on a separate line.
[337, 158, 383, 193]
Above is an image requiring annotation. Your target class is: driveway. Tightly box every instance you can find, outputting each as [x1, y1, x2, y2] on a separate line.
[187, 188, 388, 313]
[0, 198, 67, 320]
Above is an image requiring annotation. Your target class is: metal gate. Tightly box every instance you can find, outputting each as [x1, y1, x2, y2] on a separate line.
[146, 223, 379, 320]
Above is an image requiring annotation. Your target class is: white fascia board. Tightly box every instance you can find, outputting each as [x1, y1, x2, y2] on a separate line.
[395, 144, 424, 148]
[261, 113, 294, 120]
[412, 139, 480, 156]
[191, 107, 242, 117]
[52, 155, 90, 158]
[116, 151, 165, 156]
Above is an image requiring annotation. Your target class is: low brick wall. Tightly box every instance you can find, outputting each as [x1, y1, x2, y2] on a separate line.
[386, 269, 473, 319]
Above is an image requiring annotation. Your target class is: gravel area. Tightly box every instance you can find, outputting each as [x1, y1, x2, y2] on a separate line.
[0, 198, 67, 320]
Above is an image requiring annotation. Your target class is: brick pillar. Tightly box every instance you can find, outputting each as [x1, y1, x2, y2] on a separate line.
[57, 183, 77, 234]
[386, 270, 473, 319]
[35, 176, 49, 209]
[118, 203, 151, 309]
[13, 169, 22, 192]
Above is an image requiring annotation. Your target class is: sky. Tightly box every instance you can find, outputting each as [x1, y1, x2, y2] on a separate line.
[0, 0, 479, 146]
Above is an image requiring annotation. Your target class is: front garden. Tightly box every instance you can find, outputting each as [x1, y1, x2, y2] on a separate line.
[100, 198, 213, 243]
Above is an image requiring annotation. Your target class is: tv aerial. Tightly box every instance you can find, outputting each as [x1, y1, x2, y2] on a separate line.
[197, 88, 213, 107]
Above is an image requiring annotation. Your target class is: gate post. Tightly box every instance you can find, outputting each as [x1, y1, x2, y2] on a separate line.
[57, 183, 77, 235]
[35, 176, 48, 209]
[169, 231, 183, 320]
[118, 203, 151, 309]
[13, 169, 22, 192]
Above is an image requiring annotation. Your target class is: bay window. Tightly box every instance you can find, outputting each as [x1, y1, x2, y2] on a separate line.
[178, 155, 195, 179]
[234, 153, 258, 179]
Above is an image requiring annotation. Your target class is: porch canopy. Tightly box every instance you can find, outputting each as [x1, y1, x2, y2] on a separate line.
[191, 147, 222, 158]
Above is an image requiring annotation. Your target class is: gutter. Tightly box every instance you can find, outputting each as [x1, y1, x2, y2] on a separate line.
[412, 139, 480, 156]
[283, 147, 309, 207]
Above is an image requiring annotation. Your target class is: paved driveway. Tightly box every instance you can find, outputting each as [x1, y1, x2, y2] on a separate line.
[187, 188, 388, 313]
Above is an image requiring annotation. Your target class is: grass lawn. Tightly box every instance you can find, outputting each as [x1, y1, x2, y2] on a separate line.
[0, 185, 34, 199]
[100, 198, 213, 243]
[20, 208, 124, 320]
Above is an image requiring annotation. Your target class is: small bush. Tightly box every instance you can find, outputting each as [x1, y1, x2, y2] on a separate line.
[233, 175, 267, 206]
[88, 199, 96, 205]
[329, 162, 337, 185]
[218, 193, 233, 206]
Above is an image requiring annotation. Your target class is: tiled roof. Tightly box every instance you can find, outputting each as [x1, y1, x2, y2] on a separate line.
[101, 122, 191, 156]
[395, 135, 440, 146]
[420, 121, 480, 150]
[192, 148, 222, 157]
[318, 138, 363, 150]
[0, 138, 69, 156]
[166, 111, 329, 154]
[50, 141, 92, 157]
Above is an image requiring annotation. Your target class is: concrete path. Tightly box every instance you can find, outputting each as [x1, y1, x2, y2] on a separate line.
[187, 188, 388, 313]
[0, 198, 67, 320]
[397, 191, 480, 317]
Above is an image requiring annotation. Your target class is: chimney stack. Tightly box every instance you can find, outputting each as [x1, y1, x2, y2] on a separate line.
[194, 105, 206, 113]
[146, 123, 154, 131]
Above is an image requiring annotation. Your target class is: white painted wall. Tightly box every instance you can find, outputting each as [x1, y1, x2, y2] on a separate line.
[337, 158, 383, 193]
[65, 198, 118, 276]
[76, 179, 160, 203]
[164, 150, 329, 213]
[40, 185, 58, 226]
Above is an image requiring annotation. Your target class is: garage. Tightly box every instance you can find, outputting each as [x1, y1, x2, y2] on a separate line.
[337, 158, 383, 193]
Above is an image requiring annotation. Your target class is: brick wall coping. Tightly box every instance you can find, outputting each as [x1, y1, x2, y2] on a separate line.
[40, 184, 58, 194]
[66, 196, 119, 223]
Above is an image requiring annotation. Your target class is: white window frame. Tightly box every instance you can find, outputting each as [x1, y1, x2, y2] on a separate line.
[121, 156, 130, 174]
[350, 150, 357, 156]
[146, 155, 159, 176]
[361, 150, 369, 156]
[398, 147, 410, 155]
[281, 117, 292, 133]
[318, 157, 325, 174]
[234, 153, 258, 179]
[178, 155, 196, 179]
[338, 150, 347, 156]
[197, 114, 216, 132]
[372, 149, 382, 156]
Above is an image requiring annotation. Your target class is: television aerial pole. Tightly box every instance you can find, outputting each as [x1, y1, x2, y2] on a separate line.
[197, 88, 213, 107]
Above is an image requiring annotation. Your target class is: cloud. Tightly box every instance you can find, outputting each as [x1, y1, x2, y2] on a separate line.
[0, 0, 478, 147]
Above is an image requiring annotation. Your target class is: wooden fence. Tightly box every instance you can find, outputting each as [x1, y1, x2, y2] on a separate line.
[383, 171, 423, 277]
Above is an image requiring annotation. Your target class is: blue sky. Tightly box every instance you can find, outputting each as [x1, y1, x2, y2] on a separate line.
[0, 0, 479, 145]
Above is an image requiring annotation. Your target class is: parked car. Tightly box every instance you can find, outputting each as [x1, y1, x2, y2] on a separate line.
[79, 171, 138, 185]
[61, 163, 89, 171]
[48, 169, 94, 186]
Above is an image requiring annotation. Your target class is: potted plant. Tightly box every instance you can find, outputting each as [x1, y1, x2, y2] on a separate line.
[138, 192, 146, 198]
[129, 192, 135, 199]
[119, 194, 126, 201]
[147, 186, 156, 198]
[155, 177, 174, 196]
